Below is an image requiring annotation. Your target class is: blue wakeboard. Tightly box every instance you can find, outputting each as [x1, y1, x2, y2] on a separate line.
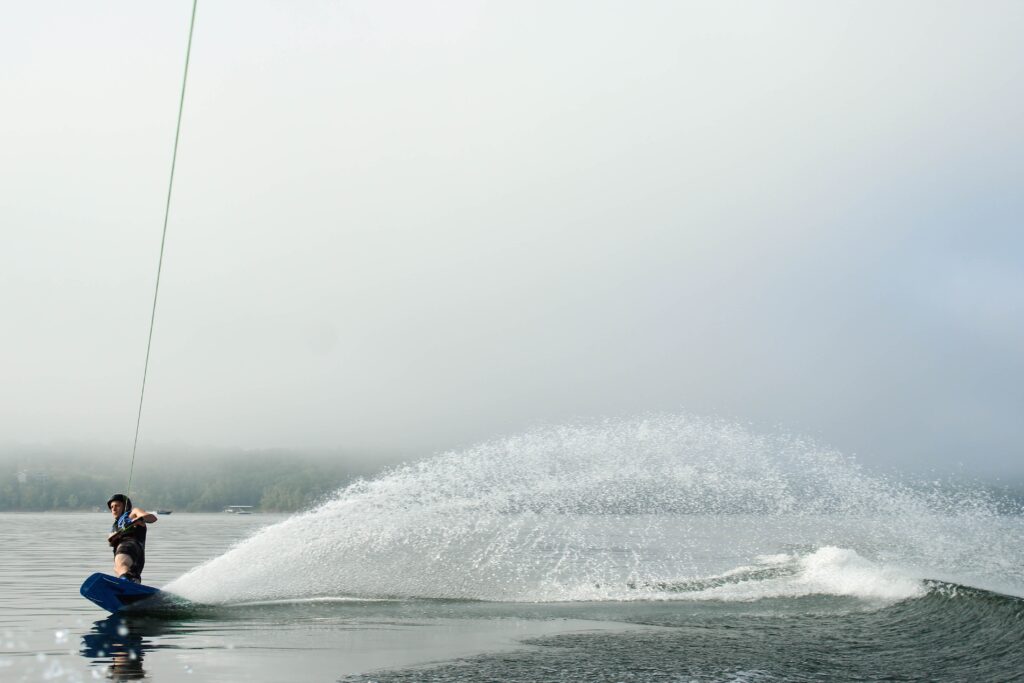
[80, 573, 161, 613]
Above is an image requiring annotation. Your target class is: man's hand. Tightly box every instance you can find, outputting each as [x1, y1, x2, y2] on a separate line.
[107, 521, 137, 546]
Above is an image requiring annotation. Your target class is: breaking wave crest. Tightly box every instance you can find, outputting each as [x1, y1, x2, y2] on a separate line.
[630, 546, 926, 602]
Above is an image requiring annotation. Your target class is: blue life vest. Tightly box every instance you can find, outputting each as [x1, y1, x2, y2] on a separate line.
[112, 510, 133, 532]
[111, 510, 147, 548]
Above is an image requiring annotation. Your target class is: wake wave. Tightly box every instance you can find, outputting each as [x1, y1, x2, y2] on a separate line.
[628, 546, 925, 603]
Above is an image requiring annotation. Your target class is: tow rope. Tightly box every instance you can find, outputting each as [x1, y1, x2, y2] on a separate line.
[127, 0, 199, 497]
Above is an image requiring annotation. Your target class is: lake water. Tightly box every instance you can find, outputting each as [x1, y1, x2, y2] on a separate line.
[2, 512, 652, 681]
[2, 509, 1022, 682]
[3, 418, 1024, 681]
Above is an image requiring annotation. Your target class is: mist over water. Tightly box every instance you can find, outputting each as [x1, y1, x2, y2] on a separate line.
[168, 415, 1022, 605]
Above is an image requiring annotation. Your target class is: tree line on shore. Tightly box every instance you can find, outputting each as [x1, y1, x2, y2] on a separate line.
[0, 447, 397, 512]
[3, 446, 1021, 514]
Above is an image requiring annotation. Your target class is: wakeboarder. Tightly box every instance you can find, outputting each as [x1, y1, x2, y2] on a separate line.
[106, 494, 157, 583]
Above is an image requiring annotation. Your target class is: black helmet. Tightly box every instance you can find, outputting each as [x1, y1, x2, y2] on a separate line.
[107, 493, 133, 511]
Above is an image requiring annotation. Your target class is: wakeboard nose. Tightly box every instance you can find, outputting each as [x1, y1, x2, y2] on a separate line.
[80, 573, 160, 613]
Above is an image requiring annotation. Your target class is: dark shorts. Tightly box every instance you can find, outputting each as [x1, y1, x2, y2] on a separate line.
[114, 538, 146, 576]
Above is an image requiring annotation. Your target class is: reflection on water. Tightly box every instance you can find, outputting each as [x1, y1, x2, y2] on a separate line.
[80, 615, 174, 681]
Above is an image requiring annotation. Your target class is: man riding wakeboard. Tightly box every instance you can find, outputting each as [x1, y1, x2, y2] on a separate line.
[106, 494, 157, 583]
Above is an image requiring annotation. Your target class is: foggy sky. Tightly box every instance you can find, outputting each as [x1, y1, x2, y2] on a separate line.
[2, 1, 1022, 477]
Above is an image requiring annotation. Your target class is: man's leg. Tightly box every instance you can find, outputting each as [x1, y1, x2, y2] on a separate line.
[113, 542, 141, 582]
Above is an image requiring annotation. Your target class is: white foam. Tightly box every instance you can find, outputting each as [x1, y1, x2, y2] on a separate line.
[669, 547, 925, 603]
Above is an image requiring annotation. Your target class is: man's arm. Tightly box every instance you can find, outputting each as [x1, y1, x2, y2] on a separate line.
[129, 507, 158, 525]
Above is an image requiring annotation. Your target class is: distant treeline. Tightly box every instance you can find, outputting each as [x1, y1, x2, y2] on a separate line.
[2, 446, 1022, 514]
[0, 446, 403, 512]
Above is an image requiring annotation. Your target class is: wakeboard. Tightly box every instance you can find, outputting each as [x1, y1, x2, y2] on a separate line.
[80, 573, 162, 613]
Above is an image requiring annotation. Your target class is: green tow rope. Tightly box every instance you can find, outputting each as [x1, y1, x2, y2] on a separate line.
[126, 0, 199, 498]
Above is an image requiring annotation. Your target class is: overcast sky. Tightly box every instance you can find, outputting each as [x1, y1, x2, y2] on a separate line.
[2, 1, 1021, 477]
